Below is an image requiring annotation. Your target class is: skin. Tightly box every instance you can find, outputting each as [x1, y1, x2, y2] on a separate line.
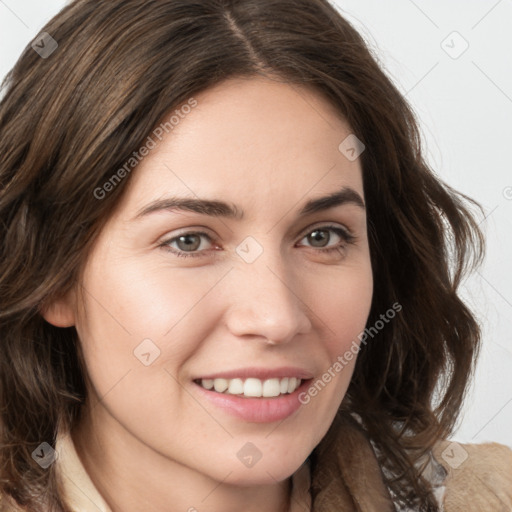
[43, 76, 373, 512]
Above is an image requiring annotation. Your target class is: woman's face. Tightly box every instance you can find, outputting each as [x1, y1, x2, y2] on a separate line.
[53, 76, 372, 486]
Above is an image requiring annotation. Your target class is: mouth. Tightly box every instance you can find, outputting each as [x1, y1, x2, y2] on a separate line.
[190, 366, 315, 422]
[193, 376, 305, 398]
[192, 376, 314, 423]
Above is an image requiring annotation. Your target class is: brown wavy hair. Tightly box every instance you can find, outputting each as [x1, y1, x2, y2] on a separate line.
[0, 0, 485, 510]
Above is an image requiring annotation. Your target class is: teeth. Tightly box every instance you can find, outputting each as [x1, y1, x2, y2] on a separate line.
[228, 378, 244, 394]
[262, 378, 281, 397]
[213, 378, 228, 393]
[202, 379, 214, 390]
[198, 377, 303, 397]
[244, 378, 262, 397]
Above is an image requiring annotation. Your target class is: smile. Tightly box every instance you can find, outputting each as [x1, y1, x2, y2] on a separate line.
[195, 377, 303, 398]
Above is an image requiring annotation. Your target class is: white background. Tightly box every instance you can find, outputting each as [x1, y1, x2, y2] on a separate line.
[1, 0, 511, 448]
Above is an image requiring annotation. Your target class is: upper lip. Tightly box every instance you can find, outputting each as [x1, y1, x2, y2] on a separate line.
[194, 366, 314, 381]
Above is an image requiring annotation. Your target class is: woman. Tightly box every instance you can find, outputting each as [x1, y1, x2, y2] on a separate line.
[0, 0, 510, 511]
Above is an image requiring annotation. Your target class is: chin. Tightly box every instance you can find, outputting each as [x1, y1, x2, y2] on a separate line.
[221, 467, 299, 487]
[217, 448, 309, 486]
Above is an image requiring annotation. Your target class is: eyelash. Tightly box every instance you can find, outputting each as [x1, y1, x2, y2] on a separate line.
[159, 225, 357, 259]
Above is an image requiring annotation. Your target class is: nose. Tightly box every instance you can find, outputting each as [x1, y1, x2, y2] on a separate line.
[224, 253, 312, 345]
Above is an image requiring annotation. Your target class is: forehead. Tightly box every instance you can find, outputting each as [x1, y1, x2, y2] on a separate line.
[113, 76, 364, 220]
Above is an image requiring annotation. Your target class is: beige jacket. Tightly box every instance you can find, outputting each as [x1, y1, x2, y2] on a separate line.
[2, 427, 512, 511]
[308, 439, 512, 511]
[306, 414, 512, 512]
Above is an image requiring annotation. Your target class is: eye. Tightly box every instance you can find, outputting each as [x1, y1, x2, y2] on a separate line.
[159, 231, 215, 259]
[297, 225, 356, 255]
[159, 225, 357, 259]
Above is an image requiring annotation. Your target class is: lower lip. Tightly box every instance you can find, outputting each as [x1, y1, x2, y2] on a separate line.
[193, 379, 312, 423]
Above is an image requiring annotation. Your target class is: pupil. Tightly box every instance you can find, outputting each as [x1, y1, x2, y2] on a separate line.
[179, 234, 200, 251]
[309, 230, 328, 247]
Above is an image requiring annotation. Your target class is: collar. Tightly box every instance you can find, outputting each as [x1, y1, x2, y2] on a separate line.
[55, 431, 111, 511]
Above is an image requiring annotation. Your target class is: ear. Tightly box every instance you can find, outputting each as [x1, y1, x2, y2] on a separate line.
[40, 290, 76, 328]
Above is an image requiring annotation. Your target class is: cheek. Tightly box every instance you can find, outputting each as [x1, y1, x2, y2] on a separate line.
[299, 260, 373, 407]
[74, 255, 225, 394]
[78, 251, 218, 342]
[312, 261, 373, 351]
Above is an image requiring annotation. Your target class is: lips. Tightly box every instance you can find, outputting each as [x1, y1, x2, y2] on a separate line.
[191, 366, 315, 422]
[193, 377, 313, 423]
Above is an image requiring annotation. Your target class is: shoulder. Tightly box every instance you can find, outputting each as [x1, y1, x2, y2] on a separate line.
[433, 439, 512, 511]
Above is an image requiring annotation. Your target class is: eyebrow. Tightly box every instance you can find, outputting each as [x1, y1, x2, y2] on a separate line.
[132, 186, 365, 221]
